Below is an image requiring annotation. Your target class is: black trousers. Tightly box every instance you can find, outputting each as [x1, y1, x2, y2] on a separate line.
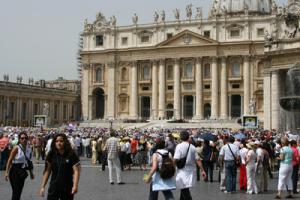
[180, 188, 192, 200]
[203, 160, 214, 182]
[9, 165, 26, 200]
[292, 165, 299, 193]
[47, 191, 74, 200]
[0, 148, 9, 170]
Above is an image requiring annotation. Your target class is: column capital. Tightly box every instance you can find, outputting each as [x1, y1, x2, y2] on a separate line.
[107, 62, 116, 68]
[243, 55, 250, 61]
[195, 57, 203, 63]
[220, 56, 227, 63]
[159, 58, 165, 65]
[131, 60, 138, 66]
[174, 58, 181, 65]
[151, 60, 159, 66]
[211, 56, 219, 63]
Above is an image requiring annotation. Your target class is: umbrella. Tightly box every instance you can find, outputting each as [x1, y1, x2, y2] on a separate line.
[234, 133, 246, 140]
[200, 133, 216, 141]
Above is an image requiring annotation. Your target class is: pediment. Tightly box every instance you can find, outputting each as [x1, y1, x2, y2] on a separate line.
[156, 30, 218, 47]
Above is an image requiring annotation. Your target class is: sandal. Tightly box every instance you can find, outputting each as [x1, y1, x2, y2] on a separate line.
[274, 195, 281, 199]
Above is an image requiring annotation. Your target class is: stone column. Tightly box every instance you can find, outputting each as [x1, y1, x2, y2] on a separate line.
[81, 64, 90, 121]
[195, 57, 203, 119]
[106, 62, 116, 119]
[243, 56, 251, 115]
[220, 57, 228, 119]
[88, 96, 93, 120]
[158, 59, 166, 119]
[174, 58, 181, 120]
[271, 70, 280, 130]
[211, 57, 219, 119]
[151, 60, 158, 119]
[130, 61, 138, 119]
[263, 73, 271, 130]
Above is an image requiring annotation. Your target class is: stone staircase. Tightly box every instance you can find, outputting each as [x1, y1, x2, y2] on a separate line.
[80, 119, 242, 129]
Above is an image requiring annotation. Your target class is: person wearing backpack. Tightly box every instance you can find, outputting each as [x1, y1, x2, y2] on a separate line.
[144, 138, 176, 200]
[174, 130, 206, 200]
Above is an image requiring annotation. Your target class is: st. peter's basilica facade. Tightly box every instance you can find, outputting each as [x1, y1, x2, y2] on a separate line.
[80, 0, 300, 130]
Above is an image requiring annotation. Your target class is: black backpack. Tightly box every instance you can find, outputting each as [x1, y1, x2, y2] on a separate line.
[156, 151, 175, 179]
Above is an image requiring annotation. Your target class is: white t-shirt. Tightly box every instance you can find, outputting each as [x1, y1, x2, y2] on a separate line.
[219, 143, 240, 161]
[240, 147, 249, 164]
[174, 142, 199, 189]
[256, 148, 264, 162]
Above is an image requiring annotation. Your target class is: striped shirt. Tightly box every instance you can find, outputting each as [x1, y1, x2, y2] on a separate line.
[105, 137, 120, 159]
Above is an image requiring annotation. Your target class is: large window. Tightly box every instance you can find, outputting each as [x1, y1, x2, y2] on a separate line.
[121, 37, 128, 45]
[121, 67, 127, 81]
[167, 65, 173, 80]
[95, 67, 103, 83]
[204, 63, 211, 78]
[231, 63, 241, 76]
[141, 35, 150, 43]
[230, 29, 240, 37]
[142, 65, 150, 80]
[185, 63, 193, 78]
[96, 35, 104, 46]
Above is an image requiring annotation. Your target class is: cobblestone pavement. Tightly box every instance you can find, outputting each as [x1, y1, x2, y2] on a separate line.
[0, 161, 299, 200]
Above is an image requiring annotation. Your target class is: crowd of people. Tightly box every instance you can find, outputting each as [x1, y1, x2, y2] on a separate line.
[0, 125, 300, 200]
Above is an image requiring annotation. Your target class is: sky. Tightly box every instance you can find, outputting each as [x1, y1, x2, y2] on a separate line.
[0, 0, 286, 82]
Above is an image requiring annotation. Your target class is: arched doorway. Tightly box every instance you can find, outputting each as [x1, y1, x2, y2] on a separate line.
[93, 88, 105, 119]
[141, 96, 150, 119]
[183, 96, 194, 119]
[204, 103, 211, 119]
[166, 104, 174, 119]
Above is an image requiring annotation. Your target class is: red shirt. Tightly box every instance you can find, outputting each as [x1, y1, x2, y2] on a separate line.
[291, 146, 299, 166]
[131, 139, 138, 154]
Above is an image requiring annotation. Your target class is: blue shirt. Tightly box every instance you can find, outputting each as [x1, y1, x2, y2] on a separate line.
[280, 146, 293, 165]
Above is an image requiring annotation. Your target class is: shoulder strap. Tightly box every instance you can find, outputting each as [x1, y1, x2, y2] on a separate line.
[185, 144, 191, 157]
[18, 144, 30, 161]
[227, 144, 237, 160]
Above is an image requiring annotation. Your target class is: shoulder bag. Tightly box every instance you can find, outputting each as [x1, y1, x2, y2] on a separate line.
[227, 144, 240, 168]
[18, 145, 34, 171]
[176, 144, 190, 169]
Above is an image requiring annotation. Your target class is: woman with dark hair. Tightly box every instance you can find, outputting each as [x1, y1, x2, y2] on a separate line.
[5, 131, 34, 200]
[144, 138, 176, 200]
[40, 133, 81, 200]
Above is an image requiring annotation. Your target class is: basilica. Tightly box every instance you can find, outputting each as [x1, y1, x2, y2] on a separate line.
[80, 0, 300, 130]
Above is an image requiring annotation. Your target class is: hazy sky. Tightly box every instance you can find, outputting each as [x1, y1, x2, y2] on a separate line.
[0, 0, 286, 82]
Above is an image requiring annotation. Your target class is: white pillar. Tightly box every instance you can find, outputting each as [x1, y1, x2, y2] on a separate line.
[158, 59, 166, 119]
[195, 57, 203, 119]
[263, 73, 271, 130]
[130, 61, 138, 119]
[220, 57, 228, 119]
[211, 57, 219, 119]
[243, 56, 250, 115]
[106, 62, 116, 119]
[271, 70, 280, 130]
[174, 58, 181, 120]
[81, 64, 90, 121]
[151, 60, 158, 119]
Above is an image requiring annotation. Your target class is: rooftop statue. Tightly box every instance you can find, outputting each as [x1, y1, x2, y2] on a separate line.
[154, 11, 159, 23]
[195, 7, 203, 20]
[186, 4, 193, 20]
[174, 8, 180, 21]
[110, 15, 116, 27]
[132, 13, 138, 25]
[161, 10, 166, 23]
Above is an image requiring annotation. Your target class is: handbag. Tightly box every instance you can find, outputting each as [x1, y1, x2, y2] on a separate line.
[15, 167, 28, 179]
[18, 145, 34, 171]
[176, 144, 190, 169]
[227, 144, 240, 167]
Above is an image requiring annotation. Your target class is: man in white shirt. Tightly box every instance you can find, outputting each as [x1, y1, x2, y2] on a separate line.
[174, 130, 206, 200]
[219, 136, 241, 193]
